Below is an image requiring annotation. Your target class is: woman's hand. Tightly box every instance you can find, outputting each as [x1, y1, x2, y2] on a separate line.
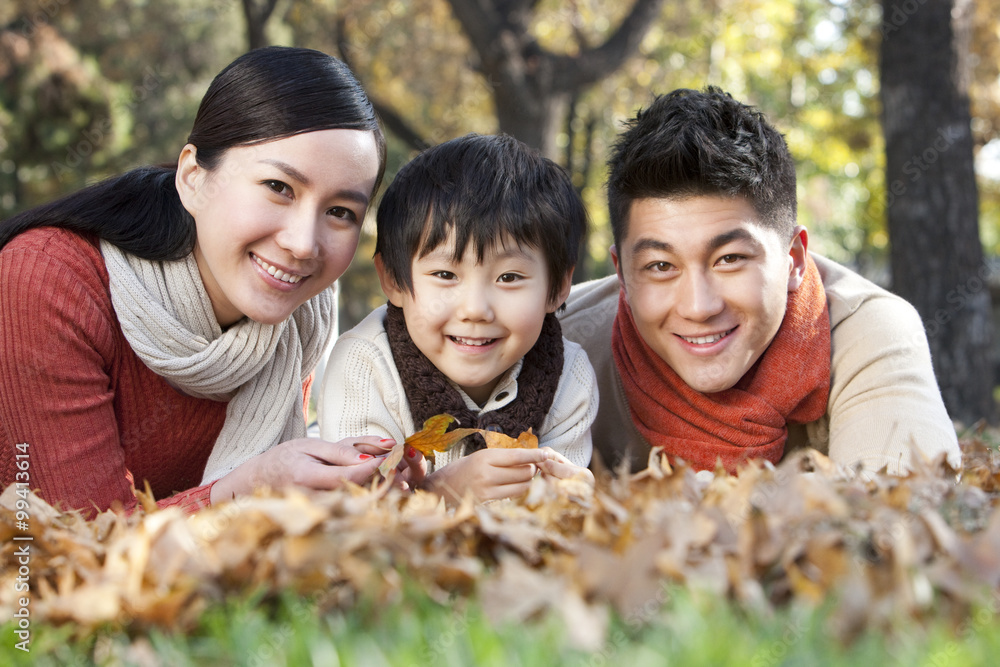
[209, 436, 387, 504]
[347, 439, 428, 492]
[420, 448, 555, 505]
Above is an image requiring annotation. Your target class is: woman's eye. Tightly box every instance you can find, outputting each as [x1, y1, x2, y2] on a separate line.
[263, 180, 291, 196]
[497, 273, 521, 283]
[328, 206, 358, 222]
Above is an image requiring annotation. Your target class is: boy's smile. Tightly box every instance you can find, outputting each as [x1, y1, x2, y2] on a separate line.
[612, 196, 807, 393]
[378, 232, 570, 405]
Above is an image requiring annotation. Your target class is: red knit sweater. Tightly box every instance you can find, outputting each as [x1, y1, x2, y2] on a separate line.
[0, 228, 308, 517]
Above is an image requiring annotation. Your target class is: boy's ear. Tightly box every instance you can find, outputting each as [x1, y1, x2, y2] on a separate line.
[547, 269, 575, 313]
[175, 144, 204, 214]
[374, 254, 406, 306]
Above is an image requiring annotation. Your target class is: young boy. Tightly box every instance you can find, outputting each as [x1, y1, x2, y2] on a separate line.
[320, 133, 598, 502]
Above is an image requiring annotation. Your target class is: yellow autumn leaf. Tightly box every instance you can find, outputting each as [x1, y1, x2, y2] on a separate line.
[404, 414, 480, 458]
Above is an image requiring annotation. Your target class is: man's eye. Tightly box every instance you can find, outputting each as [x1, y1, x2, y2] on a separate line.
[646, 261, 673, 272]
[718, 254, 745, 265]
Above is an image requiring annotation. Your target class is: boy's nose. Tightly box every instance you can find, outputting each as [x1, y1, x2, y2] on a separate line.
[455, 283, 494, 322]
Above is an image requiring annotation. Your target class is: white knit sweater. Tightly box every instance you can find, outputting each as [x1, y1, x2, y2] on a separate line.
[319, 305, 597, 468]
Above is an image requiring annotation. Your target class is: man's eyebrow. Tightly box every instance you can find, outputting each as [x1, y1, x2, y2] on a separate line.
[630, 229, 764, 257]
[708, 228, 762, 251]
[630, 238, 674, 255]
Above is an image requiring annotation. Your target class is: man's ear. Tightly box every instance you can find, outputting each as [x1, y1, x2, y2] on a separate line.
[547, 269, 575, 313]
[374, 253, 407, 307]
[175, 144, 204, 214]
[787, 226, 809, 292]
[610, 244, 625, 288]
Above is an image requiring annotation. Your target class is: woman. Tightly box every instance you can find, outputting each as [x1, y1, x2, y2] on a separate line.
[0, 46, 418, 516]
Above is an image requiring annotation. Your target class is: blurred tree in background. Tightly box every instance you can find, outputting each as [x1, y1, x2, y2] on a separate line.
[2, 0, 999, 419]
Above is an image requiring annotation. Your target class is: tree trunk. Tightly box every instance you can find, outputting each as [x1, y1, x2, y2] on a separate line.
[881, 0, 995, 424]
[242, 0, 279, 51]
[445, 0, 665, 159]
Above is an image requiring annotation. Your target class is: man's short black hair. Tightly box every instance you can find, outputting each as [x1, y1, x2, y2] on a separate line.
[375, 133, 586, 305]
[607, 86, 797, 248]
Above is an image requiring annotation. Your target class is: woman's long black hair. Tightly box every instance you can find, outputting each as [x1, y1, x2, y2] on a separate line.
[0, 46, 387, 259]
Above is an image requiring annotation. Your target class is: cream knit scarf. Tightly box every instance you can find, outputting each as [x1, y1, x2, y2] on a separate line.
[100, 240, 336, 485]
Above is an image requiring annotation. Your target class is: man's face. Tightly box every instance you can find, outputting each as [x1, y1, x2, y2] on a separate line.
[612, 196, 807, 393]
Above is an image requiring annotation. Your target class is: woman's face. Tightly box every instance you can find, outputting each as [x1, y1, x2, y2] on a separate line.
[177, 129, 380, 327]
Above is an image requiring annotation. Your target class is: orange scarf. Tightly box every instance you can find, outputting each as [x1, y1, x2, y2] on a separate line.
[611, 256, 831, 473]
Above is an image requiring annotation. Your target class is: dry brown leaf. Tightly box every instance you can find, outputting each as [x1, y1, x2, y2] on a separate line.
[5, 433, 1000, 647]
[377, 440, 405, 478]
[481, 428, 539, 449]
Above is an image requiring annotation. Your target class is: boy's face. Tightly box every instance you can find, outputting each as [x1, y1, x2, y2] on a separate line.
[378, 231, 571, 405]
[612, 195, 807, 394]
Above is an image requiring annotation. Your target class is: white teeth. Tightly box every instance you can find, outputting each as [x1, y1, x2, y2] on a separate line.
[681, 329, 732, 345]
[451, 336, 493, 346]
[253, 255, 303, 284]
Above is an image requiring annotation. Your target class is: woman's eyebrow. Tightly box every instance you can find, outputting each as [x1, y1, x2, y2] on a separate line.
[259, 158, 310, 185]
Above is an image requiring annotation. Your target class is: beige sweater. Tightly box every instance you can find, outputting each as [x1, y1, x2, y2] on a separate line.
[319, 305, 597, 468]
[558, 253, 961, 475]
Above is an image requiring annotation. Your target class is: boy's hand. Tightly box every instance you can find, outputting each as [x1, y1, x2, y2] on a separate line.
[536, 447, 595, 486]
[421, 448, 554, 504]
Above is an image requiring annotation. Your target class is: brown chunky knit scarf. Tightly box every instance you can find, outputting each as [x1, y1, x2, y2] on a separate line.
[385, 303, 564, 454]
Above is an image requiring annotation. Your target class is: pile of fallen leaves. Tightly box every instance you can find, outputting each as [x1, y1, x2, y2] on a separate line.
[4, 434, 1000, 650]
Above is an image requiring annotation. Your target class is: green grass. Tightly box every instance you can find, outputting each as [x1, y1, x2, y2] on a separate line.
[5, 585, 1000, 666]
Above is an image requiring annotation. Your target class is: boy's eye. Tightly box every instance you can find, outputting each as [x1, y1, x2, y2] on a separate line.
[430, 270, 456, 280]
[263, 179, 291, 196]
[497, 273, 522, 283]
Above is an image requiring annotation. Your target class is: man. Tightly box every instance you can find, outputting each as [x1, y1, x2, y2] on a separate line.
[560, 87, 961, 475]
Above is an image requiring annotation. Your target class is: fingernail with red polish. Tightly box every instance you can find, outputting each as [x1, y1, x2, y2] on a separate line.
[407, 447, 417, 458]
[380, 438, 395, 445]
[358, 454, 374, 460]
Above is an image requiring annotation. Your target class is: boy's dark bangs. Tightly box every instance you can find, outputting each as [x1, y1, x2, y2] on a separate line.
[416, 200, 543, 264]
